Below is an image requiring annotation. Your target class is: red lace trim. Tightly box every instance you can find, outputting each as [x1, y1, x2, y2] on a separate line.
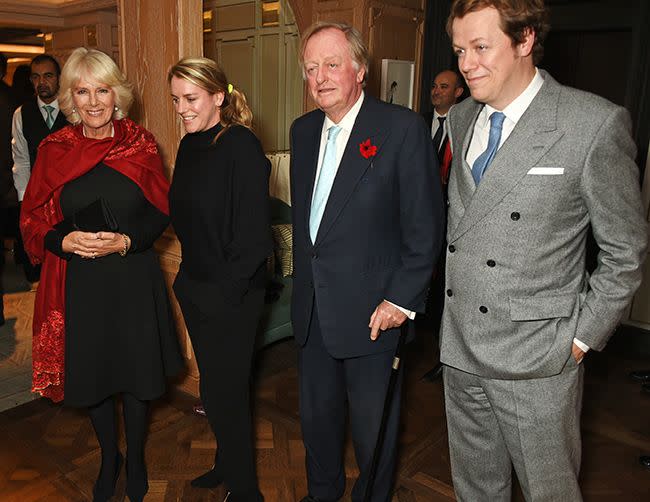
[31, 310, 65, 403]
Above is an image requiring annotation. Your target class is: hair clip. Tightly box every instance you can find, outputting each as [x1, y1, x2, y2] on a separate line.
[227, 83, 234, 94]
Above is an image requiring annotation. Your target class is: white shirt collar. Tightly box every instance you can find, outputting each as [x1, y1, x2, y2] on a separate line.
[37, 96, 59, 112]
[434, 105, 453, 120]
[323, 91, 364, 133]
[482, 68, 543, 126]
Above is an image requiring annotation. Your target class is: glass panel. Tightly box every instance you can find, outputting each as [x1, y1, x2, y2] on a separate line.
[261, 1, 280, 28]
[203, 9, 213, 33]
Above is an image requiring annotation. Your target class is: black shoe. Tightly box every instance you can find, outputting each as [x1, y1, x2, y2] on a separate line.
[640, 455, 650, 469]
[642, 383, 650, 395]
[193, 402, 207, 417]
[125, 459, 148, 502]
[630, 370, 650, 382]
[92, 452, 123, 502]
[422, 363, 444, 382]
[191, 466, 223, 488]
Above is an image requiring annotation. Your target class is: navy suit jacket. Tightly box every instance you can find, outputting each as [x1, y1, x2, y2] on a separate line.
[289, 95, 444, 358]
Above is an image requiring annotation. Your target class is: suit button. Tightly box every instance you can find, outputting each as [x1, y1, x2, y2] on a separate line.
[486, 259, 496, 267]
[446, 289, 453, 297]
[312, 252, 318, 259]
[479, 305, 488, 313]
[448, 244, 456, 253]
[510, 212, 520, 221]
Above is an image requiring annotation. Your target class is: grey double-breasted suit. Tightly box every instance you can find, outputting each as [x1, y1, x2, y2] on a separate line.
[440, 71, 647, 501]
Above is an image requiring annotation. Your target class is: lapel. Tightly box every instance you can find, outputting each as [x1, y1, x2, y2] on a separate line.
[296, 110, 325, 251]
[450, 73, 565, 242]
[313, 96, 388, 247]
[453, 102, 482, 216]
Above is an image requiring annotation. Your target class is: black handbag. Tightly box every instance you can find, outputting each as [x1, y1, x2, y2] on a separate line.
[54, 197, 119, 234]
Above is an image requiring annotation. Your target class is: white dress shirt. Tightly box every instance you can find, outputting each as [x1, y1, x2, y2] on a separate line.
[12, 97, 61, 201]
[430, 108, 451, 150]
[314, 92, 365, 186]
[464, 68, 589, 354]
[313, 92, 415, 320]
[466, 69, 544, 166]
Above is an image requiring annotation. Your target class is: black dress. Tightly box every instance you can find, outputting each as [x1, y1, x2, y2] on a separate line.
[53, 163, 182, 407]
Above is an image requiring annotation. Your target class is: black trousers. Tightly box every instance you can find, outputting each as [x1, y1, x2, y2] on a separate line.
[177, 287, 264, 500]
[299, 306, 403, 502]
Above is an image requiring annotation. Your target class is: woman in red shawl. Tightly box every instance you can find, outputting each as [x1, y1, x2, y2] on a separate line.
[20, 47, 182, 502]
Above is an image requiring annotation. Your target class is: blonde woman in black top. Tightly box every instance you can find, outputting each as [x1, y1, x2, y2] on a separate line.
[168, 58, 271, 502]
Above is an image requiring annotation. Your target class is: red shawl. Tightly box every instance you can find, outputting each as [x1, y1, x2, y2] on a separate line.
[20, 118, 170, 402]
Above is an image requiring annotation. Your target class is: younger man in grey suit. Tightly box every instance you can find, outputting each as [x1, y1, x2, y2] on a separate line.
[441, 0, 647, 500]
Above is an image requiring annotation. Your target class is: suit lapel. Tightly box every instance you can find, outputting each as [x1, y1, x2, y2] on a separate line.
[450, 75, 565, 242]
[455, 103, 482, 212]
[295, 111, 325, 250]
[313, 97, 388, 246]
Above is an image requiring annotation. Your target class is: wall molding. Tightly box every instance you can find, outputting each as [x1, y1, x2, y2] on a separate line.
[0, 0, 116, 28]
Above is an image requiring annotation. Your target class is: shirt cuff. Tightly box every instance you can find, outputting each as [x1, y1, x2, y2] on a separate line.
[385, 300, 416, 320]
[573, 338, 590, 353]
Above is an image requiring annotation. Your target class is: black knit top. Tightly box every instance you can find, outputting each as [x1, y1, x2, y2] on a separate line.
[169, 123, 272, 300]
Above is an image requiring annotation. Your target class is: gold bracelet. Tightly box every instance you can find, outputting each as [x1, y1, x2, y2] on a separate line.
[119, 233, 129, 257]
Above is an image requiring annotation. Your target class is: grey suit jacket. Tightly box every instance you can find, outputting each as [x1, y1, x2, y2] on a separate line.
[440, 71, 648, 379]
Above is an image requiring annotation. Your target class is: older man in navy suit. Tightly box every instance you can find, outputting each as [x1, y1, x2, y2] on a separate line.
[289, 22, 444, 502]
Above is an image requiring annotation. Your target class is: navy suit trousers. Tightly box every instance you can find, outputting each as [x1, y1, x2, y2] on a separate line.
[299, 304, 403, 502]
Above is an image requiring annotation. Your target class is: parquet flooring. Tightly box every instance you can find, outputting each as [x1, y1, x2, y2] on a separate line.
[0, 290, 38, 411]
[1, 324, 649, 501]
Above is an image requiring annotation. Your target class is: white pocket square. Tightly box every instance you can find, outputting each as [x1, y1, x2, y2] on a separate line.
[527, 167, 564, 175]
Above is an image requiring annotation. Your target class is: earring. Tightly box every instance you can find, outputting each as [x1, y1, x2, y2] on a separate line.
[114, 105, 119, 111]
[72, 108, 76, 113]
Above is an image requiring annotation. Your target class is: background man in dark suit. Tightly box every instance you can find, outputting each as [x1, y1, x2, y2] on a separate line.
[424, 71, 464, 156]
[424, 70, 464, 189]
[290, 21, 443, 502]
[441, 0, 647, 500]
[12, 54, 65, 284]
[422, 69, 464, 381]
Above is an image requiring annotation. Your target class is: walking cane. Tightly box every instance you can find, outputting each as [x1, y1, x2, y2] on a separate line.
[363, 324, 407, 502]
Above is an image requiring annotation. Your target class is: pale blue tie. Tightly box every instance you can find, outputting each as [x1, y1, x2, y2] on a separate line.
[43, 105, 55, 129]
[471, 111, 506, 185]
[310, 125, 342, 242]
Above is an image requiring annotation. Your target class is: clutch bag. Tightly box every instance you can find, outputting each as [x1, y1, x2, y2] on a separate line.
[54, 197, 119, 234]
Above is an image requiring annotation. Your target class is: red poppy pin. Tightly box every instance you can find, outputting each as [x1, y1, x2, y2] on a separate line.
[359, 138, 377, 160]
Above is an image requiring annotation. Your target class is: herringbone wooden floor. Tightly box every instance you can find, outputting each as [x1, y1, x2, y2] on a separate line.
[1, 324, 649, 501]
[0, 290, 38, 411]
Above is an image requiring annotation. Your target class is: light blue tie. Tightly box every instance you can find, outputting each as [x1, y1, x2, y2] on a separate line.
[310, 125, 342, 242]
[43, 105, 55, 129]
[471, 111, 506, 185]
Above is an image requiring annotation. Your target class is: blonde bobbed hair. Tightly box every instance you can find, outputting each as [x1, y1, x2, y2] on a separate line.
[58, 47, 134, 125]
[168, 57, 253, 138]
